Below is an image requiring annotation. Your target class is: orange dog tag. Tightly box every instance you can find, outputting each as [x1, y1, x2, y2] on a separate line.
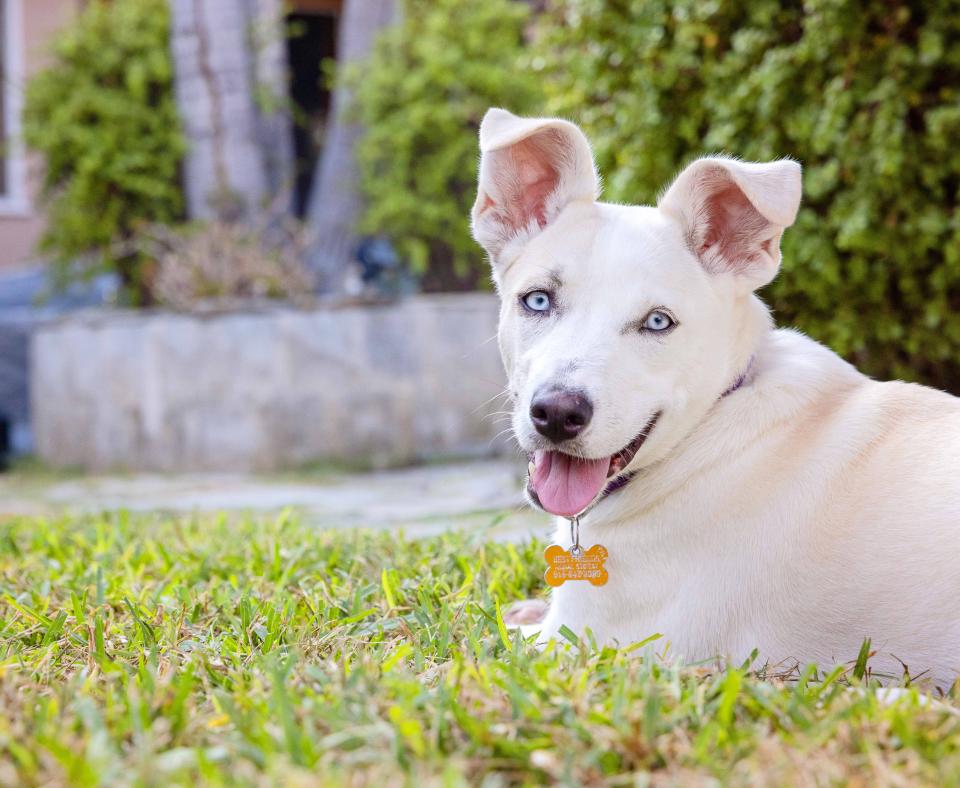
[544, 543, 609, 587]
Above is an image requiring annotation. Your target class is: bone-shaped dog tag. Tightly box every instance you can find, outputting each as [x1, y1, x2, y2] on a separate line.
[544, 543, 609, 587]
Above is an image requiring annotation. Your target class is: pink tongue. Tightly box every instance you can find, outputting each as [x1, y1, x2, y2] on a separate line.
[530, 450, 610, 517]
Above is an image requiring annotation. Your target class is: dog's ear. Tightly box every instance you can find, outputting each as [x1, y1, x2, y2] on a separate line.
[658, 156, 801, 290]
[471, 108, 599, 273]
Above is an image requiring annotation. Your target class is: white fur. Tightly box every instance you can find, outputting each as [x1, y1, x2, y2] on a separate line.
[474, 109, 960, 690]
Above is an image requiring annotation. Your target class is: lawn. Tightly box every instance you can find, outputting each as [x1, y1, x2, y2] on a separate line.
[2, 512, 960, 786]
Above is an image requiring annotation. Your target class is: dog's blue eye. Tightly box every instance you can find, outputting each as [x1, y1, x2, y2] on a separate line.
[644, 310, 674, 331]
[522, 291, 552, 313]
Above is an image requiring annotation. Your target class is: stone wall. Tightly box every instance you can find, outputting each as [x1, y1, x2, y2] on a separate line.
[31, 294, 510, 472]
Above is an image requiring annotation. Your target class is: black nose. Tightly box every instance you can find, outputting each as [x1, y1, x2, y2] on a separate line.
[529, 388, 593, 444]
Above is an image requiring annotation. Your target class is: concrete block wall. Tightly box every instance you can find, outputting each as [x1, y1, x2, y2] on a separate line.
[31, 294, 510, 472]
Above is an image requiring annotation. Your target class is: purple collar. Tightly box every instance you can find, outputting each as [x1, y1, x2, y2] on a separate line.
[601, 356, 755, 498]
[720, 355, 755, 399]
[603, 471, 634, 495]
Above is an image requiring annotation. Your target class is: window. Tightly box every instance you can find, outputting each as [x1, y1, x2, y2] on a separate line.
[0, 0, 26, 214]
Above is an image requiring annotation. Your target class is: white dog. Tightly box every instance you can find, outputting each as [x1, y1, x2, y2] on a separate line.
[472, 108, 960, 689]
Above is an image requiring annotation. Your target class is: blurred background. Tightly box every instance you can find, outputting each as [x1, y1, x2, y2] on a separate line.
[0, 0, 957, 513]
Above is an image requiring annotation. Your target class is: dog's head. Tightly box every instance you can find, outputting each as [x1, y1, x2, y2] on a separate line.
[471, 109, 802, 518]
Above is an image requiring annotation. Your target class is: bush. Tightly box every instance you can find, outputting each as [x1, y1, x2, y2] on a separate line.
[536, 0, 960, 390]
[140, 220, 316, 312]
[348, 0, 543, 290]
[23, 0, 185, 298]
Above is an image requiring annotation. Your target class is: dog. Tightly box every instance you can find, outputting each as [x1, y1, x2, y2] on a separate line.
[471, 108, 960, 689]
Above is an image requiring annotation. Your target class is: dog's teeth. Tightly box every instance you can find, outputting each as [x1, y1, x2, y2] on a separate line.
[528, 461, 535, 476]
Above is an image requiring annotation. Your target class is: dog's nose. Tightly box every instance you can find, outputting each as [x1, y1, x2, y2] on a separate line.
[529, 388, 593, 444]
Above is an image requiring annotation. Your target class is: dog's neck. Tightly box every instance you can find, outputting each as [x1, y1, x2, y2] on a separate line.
[602, 350, 758, 499]
[727, 294, 773, 391]
[720, 356, 755, 398]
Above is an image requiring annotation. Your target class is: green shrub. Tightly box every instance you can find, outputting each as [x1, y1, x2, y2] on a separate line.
[536, 0, 960, 390]
[23, 0, 185, 297]
[348, 0, 543, 290]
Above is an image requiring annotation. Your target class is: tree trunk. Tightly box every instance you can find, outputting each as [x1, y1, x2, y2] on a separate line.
[169, 0, 293, 221]
[304, 0, 395, 293]
[247, 0, 295, 216]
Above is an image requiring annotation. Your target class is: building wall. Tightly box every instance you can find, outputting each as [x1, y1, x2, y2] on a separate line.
[0, 0, 81, 269]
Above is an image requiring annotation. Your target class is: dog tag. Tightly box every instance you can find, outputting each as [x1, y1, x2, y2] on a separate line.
[544, 543, 609, 587]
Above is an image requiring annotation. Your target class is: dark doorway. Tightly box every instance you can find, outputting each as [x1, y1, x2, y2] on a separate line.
[0, 414, 9, 471]
[287, 12, 338, 218]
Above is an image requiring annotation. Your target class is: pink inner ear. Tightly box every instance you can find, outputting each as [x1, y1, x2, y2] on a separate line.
[509, 140, 559, 229]
[698, 181, 771, 273]
[484, 132, 563, 234]
[480, 194, 496, 213]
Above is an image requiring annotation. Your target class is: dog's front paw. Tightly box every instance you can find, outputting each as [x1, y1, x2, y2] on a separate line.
[502, 598, 549, 627]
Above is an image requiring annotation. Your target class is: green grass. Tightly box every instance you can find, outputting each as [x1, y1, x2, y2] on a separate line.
[3, 512, 960, 786]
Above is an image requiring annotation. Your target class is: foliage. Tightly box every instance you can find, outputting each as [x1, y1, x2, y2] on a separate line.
[347, 0, 543, 290]
[141, 220, 316, 311]
[351, 0, 960, 386]
[22, 0, 185, 296]
[3, 512, 960, 784]
[536, 0, 960, 390]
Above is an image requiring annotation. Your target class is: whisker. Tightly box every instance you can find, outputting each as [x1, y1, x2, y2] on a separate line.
[489, 427, 517, 445]
[471, 387, 513, 414]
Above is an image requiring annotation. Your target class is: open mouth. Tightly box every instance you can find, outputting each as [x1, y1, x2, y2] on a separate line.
[526, 411, 661, 517]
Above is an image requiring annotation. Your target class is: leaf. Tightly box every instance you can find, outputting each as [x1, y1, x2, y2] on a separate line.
[558, 625, 579, 646]
[494, 599, 512, 652]
[854, 638, 873, 681]
[381, 568, 397, 609]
